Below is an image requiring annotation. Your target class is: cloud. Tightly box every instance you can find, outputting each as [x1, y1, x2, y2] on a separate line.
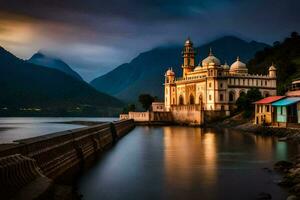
[0, 0, 299, 81]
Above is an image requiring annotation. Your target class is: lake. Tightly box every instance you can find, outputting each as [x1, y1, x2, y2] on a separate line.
[0, 118, 298, 199]
[0, 117, 117, 143]
[76, 126, 299, 200]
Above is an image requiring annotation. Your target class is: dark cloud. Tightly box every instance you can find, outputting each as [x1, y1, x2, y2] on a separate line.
[0, 0, 299, 81]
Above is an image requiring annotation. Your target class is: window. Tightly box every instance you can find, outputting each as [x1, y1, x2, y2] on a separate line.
[209, 83, 212, 88]
[280, 106, 283, 115]
[220, 83, 223, 88]
[265, 80, 267, 86]
[266, 105, 270, 112]
[229, 92, 235, 102]
[220, 94, 224, 101]
[221, 105, 224, 110]
[209, 95, 212, 101]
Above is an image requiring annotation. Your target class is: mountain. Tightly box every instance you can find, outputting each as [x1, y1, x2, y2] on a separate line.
[28, 52, 83, 81]
[247, 32, 300, 95]
[91, 36, 269, 102]
[0, 47, 123, 116]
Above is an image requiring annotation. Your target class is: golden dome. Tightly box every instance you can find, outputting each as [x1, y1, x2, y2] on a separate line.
[230, 57, 248, 73]
[165, 68, 175, 76]
[223, 62, 230, 70]
[201, 48, 221, 66]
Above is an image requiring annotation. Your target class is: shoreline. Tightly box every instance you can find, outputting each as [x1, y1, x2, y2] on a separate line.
[208, 114, 300, 199]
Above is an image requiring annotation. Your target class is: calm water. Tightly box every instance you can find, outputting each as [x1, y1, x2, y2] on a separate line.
[0, 117, 117, 143]
[76, 126, 299, 200]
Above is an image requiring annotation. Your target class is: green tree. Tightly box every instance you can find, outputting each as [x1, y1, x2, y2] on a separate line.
[122, 104, 136, 114]
[236, 88, 262, 118]
[138, 94, 155, 110]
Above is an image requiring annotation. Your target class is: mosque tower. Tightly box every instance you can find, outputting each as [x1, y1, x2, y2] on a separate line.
[182, 37, 196, 78]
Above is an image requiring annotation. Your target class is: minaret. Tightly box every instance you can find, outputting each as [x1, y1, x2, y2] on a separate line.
[164, 68, 176, 111]
[182, 37, 196, 78]
[269, 63, 277, 78]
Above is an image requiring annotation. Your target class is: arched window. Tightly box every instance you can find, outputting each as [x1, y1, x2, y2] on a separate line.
[190, 94, 195, 105]
[179, 95, 184, 105]
[264, 92, 269, 97]
[220, 94, 224, 101]
[229, 91, 235, 102]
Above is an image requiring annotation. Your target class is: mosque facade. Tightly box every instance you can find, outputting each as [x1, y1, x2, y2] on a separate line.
[164, 38, 277, 121]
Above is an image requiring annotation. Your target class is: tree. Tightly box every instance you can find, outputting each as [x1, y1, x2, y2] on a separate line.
[236, 88, 262, 118]
[122, 104, 136, 114]
[138, 94, 155, 110]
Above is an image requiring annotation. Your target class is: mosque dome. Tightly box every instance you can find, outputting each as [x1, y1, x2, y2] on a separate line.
[185, 37, 193, 46]
[201, 49, 221, 66]
[165, 68, 175, 76]
[230, 57, 248, 74]
[194, 66, 202, 71]
[223, 62, 230, 70]
[269, 64, 277, 71]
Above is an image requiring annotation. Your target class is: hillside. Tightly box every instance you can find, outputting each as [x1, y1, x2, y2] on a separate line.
[28, 52, 83, 81]
[247, 32, 300, 94]
[0, 47, 123, 116]
[91, 36, 269, 102]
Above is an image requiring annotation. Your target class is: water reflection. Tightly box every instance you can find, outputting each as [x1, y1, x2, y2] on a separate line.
[76, 126, 300, 200]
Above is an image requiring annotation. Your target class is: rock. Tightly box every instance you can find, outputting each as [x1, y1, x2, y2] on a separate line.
[257, 192, 272, 200]
[290, 183, 300, 194]
[275, 161, 294, 172]
[286, 195, 298, 200]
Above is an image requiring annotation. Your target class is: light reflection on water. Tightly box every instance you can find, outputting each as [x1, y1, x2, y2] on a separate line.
[0, 117, 117, 143]
[76, 126, 299, 200]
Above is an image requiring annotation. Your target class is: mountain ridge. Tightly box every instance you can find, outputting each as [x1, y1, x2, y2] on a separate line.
[91, 36, 270, 102]
[28, 52, 83, 81]
[0, 46, 123, 116]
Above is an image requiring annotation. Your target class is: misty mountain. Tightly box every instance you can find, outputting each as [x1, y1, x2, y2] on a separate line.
[91, 36, 269, 102]
[0, 47, 123, 116]
[28, 52, 83, 81]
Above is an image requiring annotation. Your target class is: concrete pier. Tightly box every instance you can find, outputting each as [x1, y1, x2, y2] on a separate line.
[0, 119, 135, 200]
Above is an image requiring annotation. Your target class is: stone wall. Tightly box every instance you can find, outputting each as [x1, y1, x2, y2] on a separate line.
[0, 119, 135, 199]
[171, 105, 203, 125]
[128, 112, 150, 122]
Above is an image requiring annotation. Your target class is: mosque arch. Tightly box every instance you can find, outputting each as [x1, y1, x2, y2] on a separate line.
[179, 95, 184, 105]
[229, 91, 235, 102]
[189, 94, 195, 105]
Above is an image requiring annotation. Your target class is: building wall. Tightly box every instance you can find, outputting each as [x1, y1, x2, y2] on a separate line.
[276, 106, 287, 123]
[170, 105, 203, 125]
[169, 74, 276, 113]
[128, 112, 150, 122]
[255, 104, 273, 125]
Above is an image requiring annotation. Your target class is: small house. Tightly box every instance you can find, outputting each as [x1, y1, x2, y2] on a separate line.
[271, 97, 300, 127]
[254, 96, 285, 125]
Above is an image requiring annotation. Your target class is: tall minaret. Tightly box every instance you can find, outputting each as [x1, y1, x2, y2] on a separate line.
[182, 37, 196, 78]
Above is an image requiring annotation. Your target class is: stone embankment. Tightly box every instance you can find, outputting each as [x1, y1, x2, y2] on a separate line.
[0, 119, 135, 200]
[275, 157, 300, 200]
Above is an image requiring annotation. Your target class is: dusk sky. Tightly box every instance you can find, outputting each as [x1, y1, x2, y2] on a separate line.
[0, 0, 299, 81]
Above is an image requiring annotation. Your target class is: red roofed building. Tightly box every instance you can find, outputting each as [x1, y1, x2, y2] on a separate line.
[254, 96, 285, 125]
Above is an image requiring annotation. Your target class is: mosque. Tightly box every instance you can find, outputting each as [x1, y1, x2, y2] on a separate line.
[120, 38, 277, 125]
[163, 38, 277, 121]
